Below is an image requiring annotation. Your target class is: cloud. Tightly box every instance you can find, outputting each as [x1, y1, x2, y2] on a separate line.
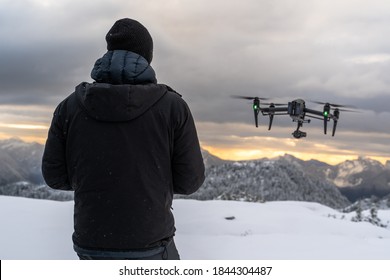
[0, 0, 390, 161]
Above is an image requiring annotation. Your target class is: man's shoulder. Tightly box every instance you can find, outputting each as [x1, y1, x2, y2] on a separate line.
[53, 85, 83, 117]
[161, 84, 182, 98]
[158, 84, 187, 106]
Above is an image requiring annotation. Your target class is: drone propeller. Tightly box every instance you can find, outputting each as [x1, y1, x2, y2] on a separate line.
[311, 101, 358, 134]
[310, 100, 356, 109]
[262, 102, 287, 106]
[337, 108, 360, 113]
[231, 95, 269, 100]
[327, 105, 359, 136]
[231, 95, 268, 127]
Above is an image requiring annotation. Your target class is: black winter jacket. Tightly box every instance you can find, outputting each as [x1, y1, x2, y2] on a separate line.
[42, 51, 205, 251]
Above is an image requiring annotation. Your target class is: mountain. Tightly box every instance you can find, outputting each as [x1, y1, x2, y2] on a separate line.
[1, 138, 389, 206]
[0, 181, 74, 201]
[0, 138, 73, 201]
[178, 155, 350, 209]
[0, 138, 44, 185]
[327, 157, 385, 187]
[201, 148, 229, 168]
[298, 156, 390, 202]
[342, 194, 390, 213]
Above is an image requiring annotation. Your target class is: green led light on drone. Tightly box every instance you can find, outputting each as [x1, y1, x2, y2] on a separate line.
[253, 105, 258, 110]
[323, 111, 329, 117]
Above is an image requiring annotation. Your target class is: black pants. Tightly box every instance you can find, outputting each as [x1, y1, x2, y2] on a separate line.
[76, 239, 180, 260]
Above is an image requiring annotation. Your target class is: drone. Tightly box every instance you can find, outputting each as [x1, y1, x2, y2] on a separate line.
[232, 95, 356, 139]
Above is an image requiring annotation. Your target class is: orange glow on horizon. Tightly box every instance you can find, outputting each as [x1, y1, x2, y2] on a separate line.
[0, 133, 389, 166]
[1, 133, 389, 166]
[202, 145, 390, 166]
[0, 135, 47, 144]
[0, 123, 48, 130]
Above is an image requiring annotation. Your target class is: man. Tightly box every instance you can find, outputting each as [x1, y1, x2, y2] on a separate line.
[42, 18, 205, 260]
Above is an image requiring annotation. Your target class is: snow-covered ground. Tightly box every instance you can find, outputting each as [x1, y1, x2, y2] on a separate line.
[1, 196, 390, 260]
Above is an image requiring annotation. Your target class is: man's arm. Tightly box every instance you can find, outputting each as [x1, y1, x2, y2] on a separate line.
[172, 99, 205, 195]
[42, 101, 72, 190]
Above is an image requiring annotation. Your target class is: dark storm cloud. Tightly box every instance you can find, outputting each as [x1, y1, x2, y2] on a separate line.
[0, 0, 125, 105]
[0, 43, 91, 103]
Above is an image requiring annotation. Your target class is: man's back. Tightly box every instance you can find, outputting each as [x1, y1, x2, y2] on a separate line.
[42, 18, 205, 259]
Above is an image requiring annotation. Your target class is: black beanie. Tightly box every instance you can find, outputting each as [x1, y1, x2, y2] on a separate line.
[106, 18, 153, 64]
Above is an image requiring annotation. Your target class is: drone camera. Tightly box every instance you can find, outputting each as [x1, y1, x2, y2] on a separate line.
[292, 130, 307, 139]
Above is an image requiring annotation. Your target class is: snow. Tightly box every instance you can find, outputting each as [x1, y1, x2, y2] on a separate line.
[334, 177, 363, 188]
[1, 196, 390, 260]
[333, 161, 365, 187]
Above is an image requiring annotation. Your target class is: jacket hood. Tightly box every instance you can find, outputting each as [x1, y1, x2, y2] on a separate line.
[91, 50, 157, 85]
[76, 82, 167, 122]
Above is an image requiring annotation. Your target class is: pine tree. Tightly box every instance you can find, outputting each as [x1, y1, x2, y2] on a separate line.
[352, 200, 363, 222]
[366, 202, 386, 228]
[368, 202, 379, 226]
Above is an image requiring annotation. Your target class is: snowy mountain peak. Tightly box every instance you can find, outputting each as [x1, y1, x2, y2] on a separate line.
[331, 161, 366, 188]
[1, 138, 389, 205]
[320, 156, 390, 201]
[277, 153, 300, 162]
[356, 156, 384, 168]
[333, 157, 384, 186]
[1, 137, 25, 149]
[0, 138, 44, 185]
[0, 137, 41, 151]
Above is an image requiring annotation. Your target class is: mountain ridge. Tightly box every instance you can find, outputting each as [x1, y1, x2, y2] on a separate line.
[181, 154, 350, 209]
[200, 148, 390, 202]
[1, 138, 389, 206]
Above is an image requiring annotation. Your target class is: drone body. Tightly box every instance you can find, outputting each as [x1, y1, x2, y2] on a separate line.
[232, 96, 355, 139]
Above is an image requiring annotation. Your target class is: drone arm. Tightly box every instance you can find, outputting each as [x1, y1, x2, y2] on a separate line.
[259, 106, 289, 130]
[261, 107, 289, 113]
[305, 108, 330, 134]
[304, 108, 323, 117]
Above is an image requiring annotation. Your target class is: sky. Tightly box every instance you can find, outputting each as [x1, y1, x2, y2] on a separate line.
[1, 0, 390, 164]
